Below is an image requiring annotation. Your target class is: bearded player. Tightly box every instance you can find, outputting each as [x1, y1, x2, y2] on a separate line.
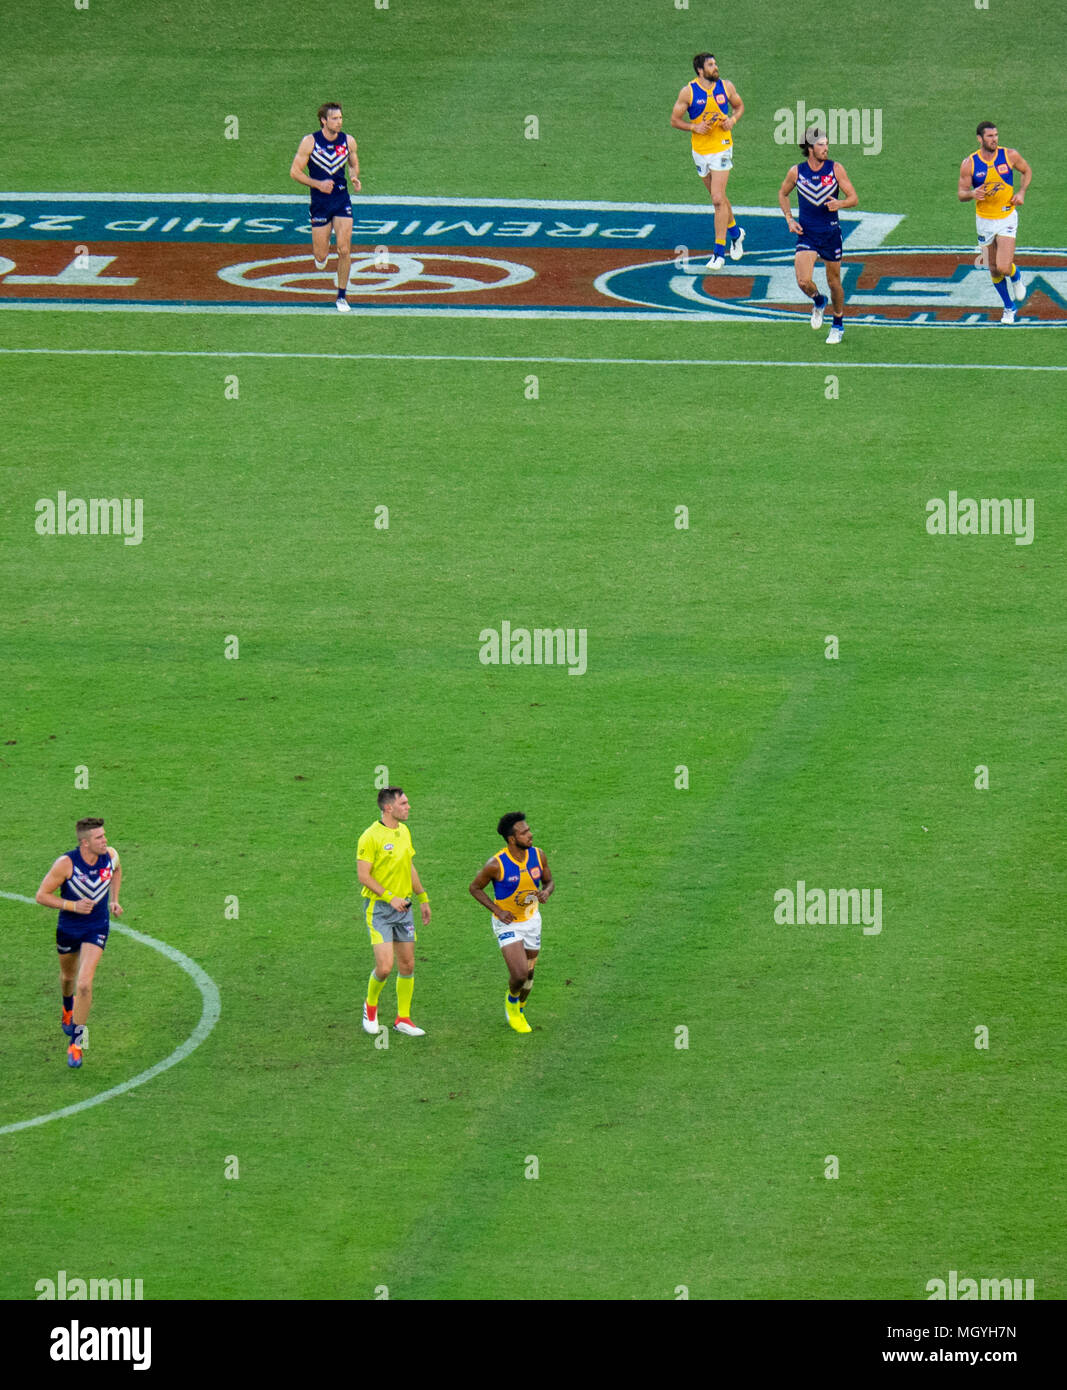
[290, 101, 362, 312]
[670, 52, 745, 269]
[469, 813, 554, 1034]
[958, 122, 1031, 324]
[35, 817, 123, 1069]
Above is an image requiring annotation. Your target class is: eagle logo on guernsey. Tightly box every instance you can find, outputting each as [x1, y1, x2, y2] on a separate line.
[531, 866, 541, 879]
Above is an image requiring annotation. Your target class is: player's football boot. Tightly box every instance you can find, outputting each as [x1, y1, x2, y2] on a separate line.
[393, 1017, 426, 1037]
[706, 254, 726, 270]
[362, 1001, 379, 1035]
[1010, 277, 1027, 306]
[826, 326, 844, 345]
[61, 1008, 75, 1039]
[335, 297, 351, 313]
[728, 228, 746, 261]
[810, 297, 827, 330]
[505, 997, 532, 1034]
[67, 1044, 83, 1069]
[1000, 307, 1016, 325]
[314, 257, 329, 271]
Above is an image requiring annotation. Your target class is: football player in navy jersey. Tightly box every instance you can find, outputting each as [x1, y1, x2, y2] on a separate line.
[290, 102, 362, 312]
[778, 128, 858, 344]
[35, 818, 123, 1068]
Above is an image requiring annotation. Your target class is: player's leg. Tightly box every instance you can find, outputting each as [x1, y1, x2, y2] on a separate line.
[794, 249, 828, 328]
[393, 938, 424, 1035]
[363, 902, 394, 1033]
[707, 169, 731, 266]
[332, 217, 353, 303]
[824, 259, 846, 343]
[501, 939, 531, 1033]
[58, 943, 78, 1037]
[69, 941, 104, 1064]
[518, 949, 538, 1006]
[311, 220, 332, 271]
[991, 231, 1023, 317]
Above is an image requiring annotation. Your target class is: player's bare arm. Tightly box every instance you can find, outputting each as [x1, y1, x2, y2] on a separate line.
[36, 856, 90, 915]
[671, 85, 710, 134]
[108, 848, 123, 916]
[778, 167, 802, 232]
[536, 852, 555, 904]
[290, 135, 332, 193]
[411, 866, 431, 926]
[1006, 149, 1031, 204]
[347, 139, 362, 193]
[827, 164, 858, 212]
[723, 81, 743, 129]
[357, 858, 407, 911]
[958, 157, 982, 202]
[469, 860, 513, 924]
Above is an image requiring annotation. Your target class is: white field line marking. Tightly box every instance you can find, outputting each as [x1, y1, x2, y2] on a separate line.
[0, 891, 221, 1136]
[0, 348, 1062, 372]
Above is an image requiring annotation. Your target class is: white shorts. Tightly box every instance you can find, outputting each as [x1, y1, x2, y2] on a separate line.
[692, 148, 733, 176]
[976, 210, 1018, 246]
[493, 909, 541, 953]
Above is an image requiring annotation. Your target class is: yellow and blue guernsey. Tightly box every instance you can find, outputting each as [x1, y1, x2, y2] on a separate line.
[357, 820, 415, 901]
[687, 79, 732, 155]
[971, 148, 1014, 219]
[490, 847, 544, 921]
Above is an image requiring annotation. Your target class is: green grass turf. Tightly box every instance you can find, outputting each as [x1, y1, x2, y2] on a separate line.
[1, 0, 1065, 1301]
[1, 337, 1064, 1298]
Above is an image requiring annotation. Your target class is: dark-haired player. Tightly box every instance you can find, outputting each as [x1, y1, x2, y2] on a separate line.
[290, 101, 361, 312]
[958, 122, 1031, 324]
[778, 127, 858, 344]
[35, 817, 123, 1069]
[358, 787, 431, 1037]
[670, 52, 745, 268]
[469, 813, 554, 1034]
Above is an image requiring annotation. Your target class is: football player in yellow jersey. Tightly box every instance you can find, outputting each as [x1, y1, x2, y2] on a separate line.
[958, 122, 1032, 324]
[670, 52, 745, 269]
[469, 812, 554, 1034]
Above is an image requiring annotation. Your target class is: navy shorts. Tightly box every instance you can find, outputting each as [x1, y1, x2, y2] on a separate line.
[57, 922, 109, 953]
[796, 226, 843, 263]
[310, 192, 353, 227]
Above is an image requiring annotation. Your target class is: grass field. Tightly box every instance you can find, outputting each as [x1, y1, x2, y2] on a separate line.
[1, 0, 1064, 1303]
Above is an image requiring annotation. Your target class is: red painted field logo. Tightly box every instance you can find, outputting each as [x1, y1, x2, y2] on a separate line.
[217, 251, 536, 298]
[0, 194, 1062, 323]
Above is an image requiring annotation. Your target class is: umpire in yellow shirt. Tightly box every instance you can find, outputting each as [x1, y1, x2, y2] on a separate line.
[358, 786, 431, 1037]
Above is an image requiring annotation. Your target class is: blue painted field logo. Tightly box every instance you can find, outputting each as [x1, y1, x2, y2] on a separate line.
[35, 492, 143, 546]
[926, 1269, 1035, 1300]
[926, 492, 1034, 545]
[773, 882, 882, 935]
[479, 621, 587, 676]
[36, 1269, 144, 1300]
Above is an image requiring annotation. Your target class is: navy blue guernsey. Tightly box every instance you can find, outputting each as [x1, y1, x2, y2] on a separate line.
[796, 160, 840, 233]
[58, 847, 114, 931]
[307, 128, 351, 197]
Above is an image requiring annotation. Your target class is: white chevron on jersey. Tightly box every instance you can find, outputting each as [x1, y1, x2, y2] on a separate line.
[69, 869, 111, 903]
[309, 144, 348, 177]
[798, 171, 838, 207]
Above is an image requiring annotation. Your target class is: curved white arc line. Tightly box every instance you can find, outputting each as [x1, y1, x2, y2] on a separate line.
[0, 891, 221, 1136]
